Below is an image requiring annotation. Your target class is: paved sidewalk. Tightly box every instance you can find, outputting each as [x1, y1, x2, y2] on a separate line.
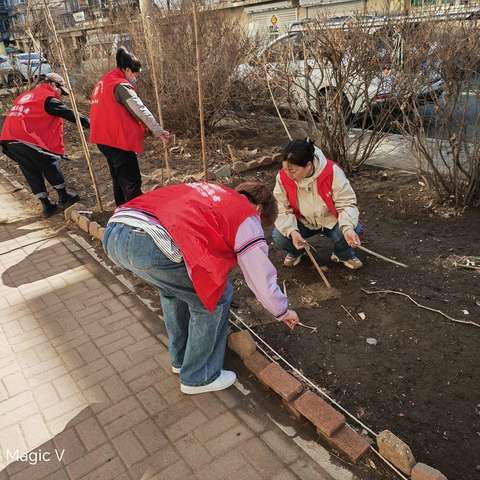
[0, 175, 351, 480]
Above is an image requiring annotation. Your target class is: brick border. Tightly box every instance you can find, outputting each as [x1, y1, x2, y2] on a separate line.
[64, 205, 105, 243]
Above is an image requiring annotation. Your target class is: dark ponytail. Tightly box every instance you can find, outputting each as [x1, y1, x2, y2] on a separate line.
[116, 46, 142, 72]
[282, 138, 315, 167]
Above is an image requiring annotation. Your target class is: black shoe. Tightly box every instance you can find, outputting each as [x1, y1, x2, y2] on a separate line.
[42, 201, 59, 218]
[59, 192, 80, 209]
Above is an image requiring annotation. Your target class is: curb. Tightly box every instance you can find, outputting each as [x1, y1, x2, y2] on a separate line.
[64, 203, 105, 243]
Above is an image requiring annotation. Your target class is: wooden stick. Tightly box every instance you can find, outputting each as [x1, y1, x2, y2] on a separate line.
[25, 0, 41, 61]
[297, 322, 318, 333]
[263, 63, 292, 141]
[140, 10, 171, 181]
[42, 1, 103, 212]
[227, 144, 236, 165]
[357, 245, 408, 268]
[304, 243, 332, 289]
[192, 1, 208, 181]
[341, 304, 357, 323]
[362, 289, 480, 328]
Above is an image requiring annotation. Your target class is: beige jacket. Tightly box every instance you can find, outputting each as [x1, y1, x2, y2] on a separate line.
[273, 147, 359, 237]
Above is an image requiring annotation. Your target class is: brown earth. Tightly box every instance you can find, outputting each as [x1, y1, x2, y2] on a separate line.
[1, 111, 479, 480]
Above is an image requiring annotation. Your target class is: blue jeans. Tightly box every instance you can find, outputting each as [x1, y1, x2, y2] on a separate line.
[103, 222, 233, 387]
[272, 222, 362, 261]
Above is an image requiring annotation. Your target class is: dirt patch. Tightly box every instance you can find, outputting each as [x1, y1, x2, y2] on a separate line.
[2, 112, 479, 479]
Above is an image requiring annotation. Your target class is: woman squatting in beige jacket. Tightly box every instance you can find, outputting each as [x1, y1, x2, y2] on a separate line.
[272, 138, 363, 269]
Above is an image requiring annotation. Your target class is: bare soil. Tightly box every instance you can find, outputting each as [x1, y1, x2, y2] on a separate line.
[2, 112, 479, 480]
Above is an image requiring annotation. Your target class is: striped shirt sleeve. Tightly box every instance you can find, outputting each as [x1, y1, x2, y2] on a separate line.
[235, 216, 289, 320]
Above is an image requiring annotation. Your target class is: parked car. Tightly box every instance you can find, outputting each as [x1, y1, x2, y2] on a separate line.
[0, 52, 52, 87]
[237, 20, 444, 120]
[12, 53, 52, 81]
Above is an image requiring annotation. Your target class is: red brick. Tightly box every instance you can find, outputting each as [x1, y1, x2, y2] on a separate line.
[96, 227, 105, 242]
[88, 221, 101, 238]
[411, 463, 448, 480]
[327, 425, 370, 463]
[293, 392, 345, 437]
[70, 210, 80, 223]
[258, 363, 303, 402]
[228, 331, 256, 359]
[243, 351, 271, 376]
[78, 215, 91, 233]
[282, 399, 301, 419]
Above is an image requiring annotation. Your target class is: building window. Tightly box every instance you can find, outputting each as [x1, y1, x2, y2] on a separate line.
[65, 0, 80, 12]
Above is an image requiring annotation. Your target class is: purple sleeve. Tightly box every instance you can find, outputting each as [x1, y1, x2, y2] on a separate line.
[235, 216, 289, 319]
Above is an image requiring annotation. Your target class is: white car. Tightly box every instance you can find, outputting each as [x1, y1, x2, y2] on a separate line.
[0, 53, 52, 86]
[12, 53, 52, 81]
[238, 22, 444, 120]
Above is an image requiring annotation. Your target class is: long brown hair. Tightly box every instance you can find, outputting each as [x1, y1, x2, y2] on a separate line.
[235, 182, 278, 226]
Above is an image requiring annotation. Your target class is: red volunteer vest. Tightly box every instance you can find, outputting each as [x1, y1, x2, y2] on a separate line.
[279, 159, 338, 219]
[123, 183, 257, 311]
[0, 83, 64, 155]
[89, 68, 145, 153]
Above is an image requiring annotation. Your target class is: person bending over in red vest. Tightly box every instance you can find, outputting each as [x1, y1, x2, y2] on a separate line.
[272, 138, 363, 270]
[0, 72, 88, 217]
[90, 47, 172, 207]
[103, 181, 300, 395]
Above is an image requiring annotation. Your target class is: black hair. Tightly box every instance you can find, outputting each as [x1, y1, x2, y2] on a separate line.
[116, 46, 142, 73]
[282, 138, 315, 167]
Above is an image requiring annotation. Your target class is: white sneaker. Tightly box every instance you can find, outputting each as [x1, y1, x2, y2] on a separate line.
[172, 366, 181, 374]
[180, 370, 237, 395]
[283, 253, 304, 267]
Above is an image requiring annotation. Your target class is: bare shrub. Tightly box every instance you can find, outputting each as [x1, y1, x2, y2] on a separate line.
[254, 15, 417, 173]
[399, 17, 480, 208]
[126, 3, 257, 135]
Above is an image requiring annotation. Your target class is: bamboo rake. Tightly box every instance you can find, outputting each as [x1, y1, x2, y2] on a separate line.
[141, 10, 171, 180]
[42, 1, 103, 212]
[192, 1, 208, 181]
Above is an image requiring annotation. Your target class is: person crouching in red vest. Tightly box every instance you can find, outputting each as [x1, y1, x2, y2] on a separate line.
[272, 138, 363, 270]
[90, 47, 172, 207]
[103, 182, 300, 394]
[0, 73, 88, 217]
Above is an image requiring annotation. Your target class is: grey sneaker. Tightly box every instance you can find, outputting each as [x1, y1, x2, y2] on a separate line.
[331, 253, 363, 270]
[283, 253, 304, 267]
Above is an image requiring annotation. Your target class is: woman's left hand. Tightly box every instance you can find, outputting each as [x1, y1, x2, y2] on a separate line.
[344, 229, 361, 248]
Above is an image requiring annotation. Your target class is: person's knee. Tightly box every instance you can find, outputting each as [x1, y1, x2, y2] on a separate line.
[272, 227, 287, 247]
[330, 224, 346, 243]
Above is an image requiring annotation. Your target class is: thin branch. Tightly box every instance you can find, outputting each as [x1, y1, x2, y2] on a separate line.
[362, 289, 480, 328]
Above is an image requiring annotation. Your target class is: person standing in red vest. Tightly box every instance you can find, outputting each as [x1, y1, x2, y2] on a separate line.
[103, 181, 300, 394]
[272, 138, 363, 269]
[1, 73, 87, 217]
[90, 47, 171, 206]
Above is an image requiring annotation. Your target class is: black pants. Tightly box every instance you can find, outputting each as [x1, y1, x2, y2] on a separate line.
[2, 141, 65, 198]
[97, 144, 142, 206]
